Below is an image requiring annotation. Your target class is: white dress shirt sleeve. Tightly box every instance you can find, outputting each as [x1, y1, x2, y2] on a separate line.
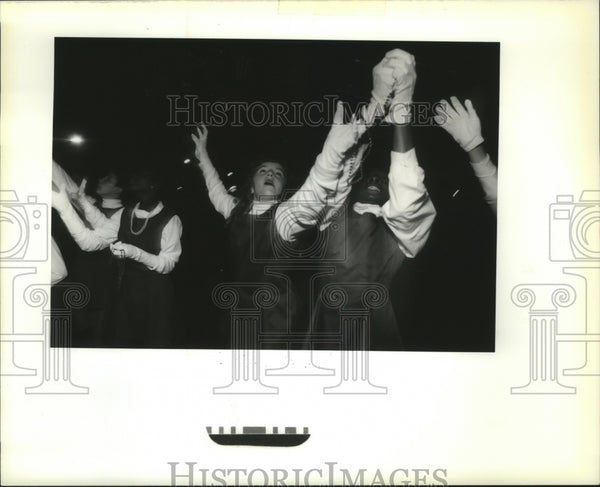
[470, 154, 498, 215]
[57, 202, 121, 252]
[382, 149, 437, 258]
[80, 196, 110, 229]
[275, 141, 368, 242]
[78, 197, 122, 244]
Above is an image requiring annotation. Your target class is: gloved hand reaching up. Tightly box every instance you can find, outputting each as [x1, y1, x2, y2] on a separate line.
[364, 49, 416, 124]
[435, 96, 484, 152]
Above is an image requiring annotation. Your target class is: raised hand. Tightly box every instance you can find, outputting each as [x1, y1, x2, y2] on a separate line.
[371, 53, 398, 105]
[77, 178, 88, 199]
[71, 177, 90, 212]
[386, 50, 417, 124]
[51, 182, 72, 213]
[323, 101, 368, 159]
[366, 49, 416, 124]
[435, 96, 484, 152]
[191, 124, 209, 160]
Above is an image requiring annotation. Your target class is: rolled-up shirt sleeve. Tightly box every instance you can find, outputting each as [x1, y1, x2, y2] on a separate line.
[131, 215, 183, 274]
[382, 149, 437, 258]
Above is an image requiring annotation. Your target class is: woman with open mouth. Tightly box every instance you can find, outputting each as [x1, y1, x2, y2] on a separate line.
[190, 51, 416, 348]
[191, 101, 368, 347]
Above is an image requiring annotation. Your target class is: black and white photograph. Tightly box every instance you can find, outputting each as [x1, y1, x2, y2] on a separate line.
[2, 1, 598, 485]
[50, 38, 499, 352]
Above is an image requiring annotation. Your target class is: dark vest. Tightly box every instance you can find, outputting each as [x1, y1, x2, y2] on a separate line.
[118, 204, 175, 272]
[226, 204, 302, 337]
[326, 205, 406, 285]
[311, 203, 407, 350]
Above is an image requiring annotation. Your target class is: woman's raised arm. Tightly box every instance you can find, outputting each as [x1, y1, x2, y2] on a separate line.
[274, 101, 368, 242]
[191, 124, 238, 219]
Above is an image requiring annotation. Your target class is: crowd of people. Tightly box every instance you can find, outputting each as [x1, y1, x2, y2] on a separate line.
[51, 48, 497, 350]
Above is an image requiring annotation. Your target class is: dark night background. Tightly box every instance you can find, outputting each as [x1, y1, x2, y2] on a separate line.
[52, 38, 499, 351]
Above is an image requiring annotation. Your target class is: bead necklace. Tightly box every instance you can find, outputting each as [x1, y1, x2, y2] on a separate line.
[129, 203, 151, 236]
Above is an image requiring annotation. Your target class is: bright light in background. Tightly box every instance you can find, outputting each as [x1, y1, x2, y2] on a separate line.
[183, 158, 191, 164]
[227, 172, 234, 177]
[68, 134, 84, 145]
[227, 185, 237, 193]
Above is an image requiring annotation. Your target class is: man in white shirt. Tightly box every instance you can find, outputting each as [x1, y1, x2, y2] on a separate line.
[304, 49, 437, 350]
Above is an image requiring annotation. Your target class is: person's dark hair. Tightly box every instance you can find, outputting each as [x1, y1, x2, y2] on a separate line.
[226, 160, 288, 224]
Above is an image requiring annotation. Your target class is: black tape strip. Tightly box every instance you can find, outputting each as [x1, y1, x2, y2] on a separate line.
[207, 427, 310, 447]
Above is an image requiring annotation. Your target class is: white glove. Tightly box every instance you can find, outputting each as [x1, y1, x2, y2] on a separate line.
[74, 178, 87, 201]
[385, 51, 417, 124]
[322, 101, 368, 161]
[52, 182, 97, 249]
[371, 51, 398, 104]
[110, 241, 165, 272]
[110, 241, 141, 260]
[52, 160, 79, 193]
[51, 183, 73, 213]
[365, 49, 416, 124]
[435, 96, 484, 152]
